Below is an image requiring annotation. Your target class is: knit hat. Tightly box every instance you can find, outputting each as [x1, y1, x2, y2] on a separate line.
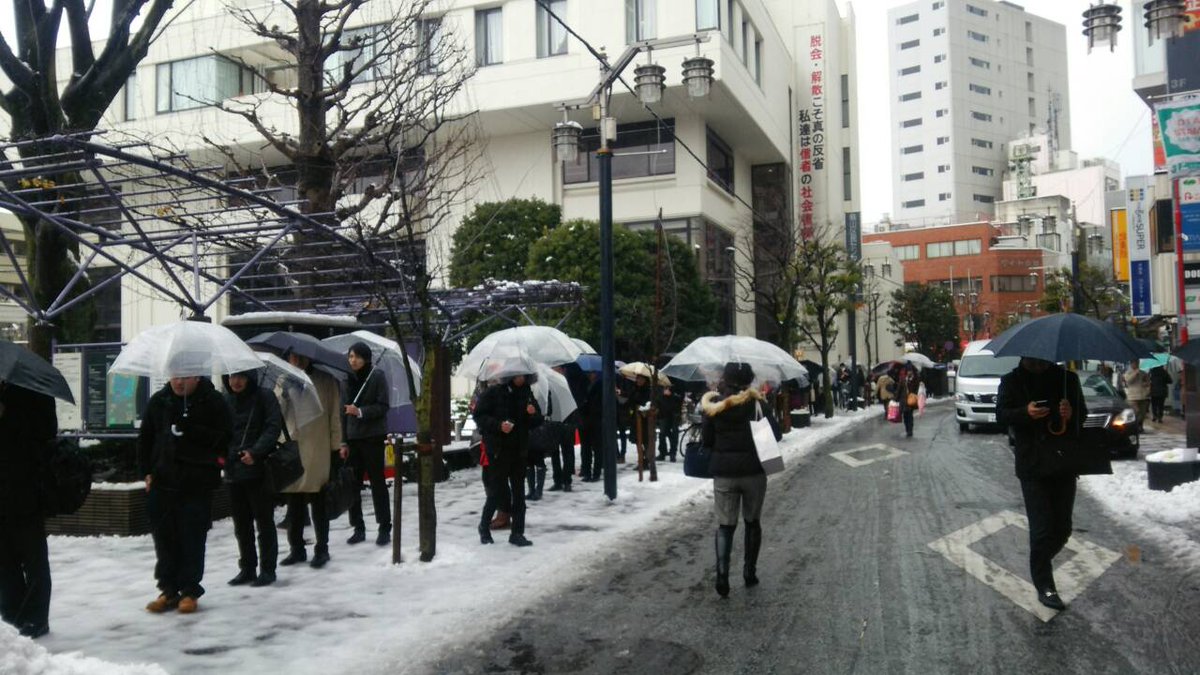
[721, 362, 755, 389]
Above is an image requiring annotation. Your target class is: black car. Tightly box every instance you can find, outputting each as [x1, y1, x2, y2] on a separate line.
[1007, 371, 1139, 458]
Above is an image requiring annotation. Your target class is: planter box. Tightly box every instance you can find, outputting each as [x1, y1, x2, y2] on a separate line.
[1147, 460, 1200, 492]
[45, 484, 232, 537]
[791, 411, 811, 428]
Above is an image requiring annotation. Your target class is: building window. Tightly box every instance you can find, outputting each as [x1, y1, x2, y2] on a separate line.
[626, 0, 656, 43]
[900, 39, 920, 50]
[900, 91, 922, 102]
[966, 4, 988, 17]
[123, 73, 138, 121]
[967, 30, 988, 43]
[842, 147, 852, 201]
[935, 81, 947, 90]
[971, 138, 993, 149]
[1027, 72, 1035, 91]
[1028, 97, 1037, 116]
[1025, 20, 1033, 42]
[706, 127, 734, 193]
[969, 83, 991, 95]
[563, 119, 676, 184]
[327, 25, 392, 84]
[903, 199, 926, 208]
[755, 37, 763, 85]
[418, 18, 444, 73]
[156, 56, 257, 113]
[696, 0, 720, 31]
[936, 135, 949, 145]
[537, 1, 568, 58]
[926, 241, 954, 258]
[900, 65, 921, 76]
[895, 244, 920, 260]
[938, 192, 951, 201]
[991, 275, 1037, 292]
[725, 0, 734, 42]
[841, 74, 850, 127]
[954, 239, 982, 255]
[973, 193, 995, 204]
[475, 8, 504, 66]
[935, 108, 948, 117]
[897, 13, 919, 25]
[971, 111, 992, 122]
[933, 27, 945, 36]
[741, 19, 749, 63]
[937, 164, 950, 173]
[969, 57, 990, 69]
[901, 118, 922, 128]
[901, 144, 923, 155]
[934, 54, 946, 63]
[931, 1, 944, 9]
[902, 171, 924, 181]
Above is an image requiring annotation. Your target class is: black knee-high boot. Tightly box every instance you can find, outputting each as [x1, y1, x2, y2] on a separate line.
[715, 524, 736, 598]
[743, 520, 762, 587]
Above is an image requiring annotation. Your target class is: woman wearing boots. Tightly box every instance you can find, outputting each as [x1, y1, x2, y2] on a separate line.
[700, 362, 781, 598]
[339, 342, 392, 547]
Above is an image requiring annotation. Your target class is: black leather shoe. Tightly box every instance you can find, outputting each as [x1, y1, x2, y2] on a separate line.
[547, 483, 563, 492]
[509, 534, 533, 547]
[346, 529, 366, 545]
[309, 548, 330, 568]
[1038, 589, 1066, 611]
[280, 550, 307, 566]
[563, 483, 572, 492]
[479, 524, 494, 544]
[251, 571, 276, 587]
[19, 623, 49, 639]
[227, 569, 256, 586]
[376, 528, 391, 546]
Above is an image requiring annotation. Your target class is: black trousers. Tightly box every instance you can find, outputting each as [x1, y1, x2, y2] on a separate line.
[148, 487, 212, 598]
[902, 407, 914, 435]
[1151, 396, 1166, 421]
[1019, 475, 1077, 593]
[348, 436, 390, 531]
[481, 465, 526, 536]
[550, 425, 576, 486]
[287, 490, 329, 552]
[579, 425, 601, 479]
[658, 420, 679, 459]
[0, 516, 50, 631]
[229, 478, 278, 574]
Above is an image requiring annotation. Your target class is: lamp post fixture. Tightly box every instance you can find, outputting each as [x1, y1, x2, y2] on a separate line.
[1082, 1, 1188, 52]
[550, 33, 713, 500]
[1082, 3, 1123, 52]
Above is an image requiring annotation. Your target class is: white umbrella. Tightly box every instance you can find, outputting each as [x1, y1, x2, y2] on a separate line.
[662, 335, 808, 385]
[571, 337, 597, 354]
[902, 352, 936, 370]
[457, 325, 583, 382]
[532, 364, 577, 422]
[322, 330, 422, 407]
[111, 320, 262, 379]
[254, 352, 323, 429]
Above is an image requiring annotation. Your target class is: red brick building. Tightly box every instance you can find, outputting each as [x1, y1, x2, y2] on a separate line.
[864, 222, 1050, 344]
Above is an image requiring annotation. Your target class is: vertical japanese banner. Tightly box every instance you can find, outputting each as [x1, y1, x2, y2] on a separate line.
[1126, 176, 1154, 319]
[1111, 208, 1129, 282]
[796, 25, 825, 241]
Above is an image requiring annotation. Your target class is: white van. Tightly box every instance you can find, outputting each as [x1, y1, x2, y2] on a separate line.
[954, 340, 1022, 431]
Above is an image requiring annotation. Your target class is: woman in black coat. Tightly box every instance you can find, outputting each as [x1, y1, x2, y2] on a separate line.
[223, 370, 282, 587]
[700, 362, 781, 598]
[473, 374, 542, 547]
[339, 341, 391, 546]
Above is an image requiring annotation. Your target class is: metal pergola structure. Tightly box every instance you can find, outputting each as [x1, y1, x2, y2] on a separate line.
[0, 133, 582, 342]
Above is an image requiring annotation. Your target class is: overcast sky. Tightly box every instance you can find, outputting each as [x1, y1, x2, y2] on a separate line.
[849, 0, 1153, 225]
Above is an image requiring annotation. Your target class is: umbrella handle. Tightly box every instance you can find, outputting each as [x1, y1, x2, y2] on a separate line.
[1047, 418, 1068, 436]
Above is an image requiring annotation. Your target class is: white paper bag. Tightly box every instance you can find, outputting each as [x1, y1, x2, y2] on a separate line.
[751, 402, 784, 475]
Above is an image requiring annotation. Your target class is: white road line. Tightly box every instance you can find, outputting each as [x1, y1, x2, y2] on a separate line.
[829, 443, 909, 468]
[927, 510, 1121, 622]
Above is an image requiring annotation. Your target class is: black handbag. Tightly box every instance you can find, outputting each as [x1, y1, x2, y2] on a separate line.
[1030, 427, 1112, 478]
[682, 425, 712, 479]
[265, 428, 305, 493]
[324, 457, 359, 520]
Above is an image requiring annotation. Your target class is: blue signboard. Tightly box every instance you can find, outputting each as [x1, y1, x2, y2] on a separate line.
[1183, 202, 1200, 253]
[1131, 259, 1152, 318]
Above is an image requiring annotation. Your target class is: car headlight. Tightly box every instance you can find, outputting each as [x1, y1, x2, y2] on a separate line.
[955, 393, 966, 402]
[1111, 408, 1137, 427]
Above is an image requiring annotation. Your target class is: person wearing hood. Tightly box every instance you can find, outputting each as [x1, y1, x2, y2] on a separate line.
[339, 341, 391, 546]
[137, 360, 233, 615]
[700, 362, 781, 598]
[223, 370, 283, 587]
[473, 373, 543, 547]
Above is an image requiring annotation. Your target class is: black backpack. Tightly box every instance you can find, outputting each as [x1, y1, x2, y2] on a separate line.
[41, 438, 93, 517]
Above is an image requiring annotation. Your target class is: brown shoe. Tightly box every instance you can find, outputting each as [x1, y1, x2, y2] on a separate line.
[490, 512, 510, 530]
[145, 593, 180, 614]
[177, 596, 199, 614]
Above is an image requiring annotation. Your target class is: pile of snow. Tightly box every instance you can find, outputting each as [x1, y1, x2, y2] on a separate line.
[30, 408, 877, 674]
[0, 623, 165, 675]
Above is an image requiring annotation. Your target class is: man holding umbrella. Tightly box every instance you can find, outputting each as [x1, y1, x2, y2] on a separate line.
[473, 372, 543, 547]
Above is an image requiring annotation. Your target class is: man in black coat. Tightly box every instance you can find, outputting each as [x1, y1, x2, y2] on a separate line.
[138, 374, 233, 614]
[578, 371, 603, 482]
[222, 371, 283, 587]
[0, 383, 57, 638]
[474, 374, 542, 547]
[656, 385, 683, 462]
[996, 357, 1087, 612]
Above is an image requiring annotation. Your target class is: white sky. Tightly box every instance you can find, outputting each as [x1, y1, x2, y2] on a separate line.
[850, 0, 1153, 224]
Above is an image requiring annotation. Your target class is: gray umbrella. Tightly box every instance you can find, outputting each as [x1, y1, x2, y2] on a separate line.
[0, 340, 74, 403]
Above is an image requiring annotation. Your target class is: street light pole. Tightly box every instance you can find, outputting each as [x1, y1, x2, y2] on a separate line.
[598, 108, 618, 500]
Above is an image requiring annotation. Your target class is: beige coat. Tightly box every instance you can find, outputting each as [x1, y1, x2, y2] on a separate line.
[282, 367, 343, 493]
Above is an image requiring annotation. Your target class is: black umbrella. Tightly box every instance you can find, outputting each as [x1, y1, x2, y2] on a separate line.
[0, 340, 75, 403]
[1171, 340, 1200, 364]
[247, 332, 349, 373]
[984, 313, 1151, 363]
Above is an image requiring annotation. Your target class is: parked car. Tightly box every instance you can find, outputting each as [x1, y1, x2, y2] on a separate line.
[1006, 371, 1139, 459]
[955, 340, 1021, 432]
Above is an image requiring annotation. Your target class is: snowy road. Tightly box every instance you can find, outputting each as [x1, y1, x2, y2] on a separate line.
[430, 407, 1200, 675]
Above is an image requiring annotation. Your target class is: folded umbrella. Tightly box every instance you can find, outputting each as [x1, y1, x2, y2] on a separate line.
[111, 320, 263, 379]
[0, 340, 75, 403]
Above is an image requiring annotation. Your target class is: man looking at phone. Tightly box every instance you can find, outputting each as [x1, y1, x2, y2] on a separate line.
[996, 357, 1087, 612]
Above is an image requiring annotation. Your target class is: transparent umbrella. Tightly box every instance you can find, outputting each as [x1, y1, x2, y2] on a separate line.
[457, 325, 583, 382]
[532, 364, 578, 422]
[322, 330, 422, 407]
[901, 352, 936, 370]
[254, 352, 322, 429]
[111, 320, 262, 378]
[662, 335, 808, 385]
[618, 361, 671, 386]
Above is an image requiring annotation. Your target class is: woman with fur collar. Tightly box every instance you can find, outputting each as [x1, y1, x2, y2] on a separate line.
[700, 362, 781, 598]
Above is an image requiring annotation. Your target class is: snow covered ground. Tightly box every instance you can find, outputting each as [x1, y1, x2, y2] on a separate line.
[15, 402, 1199, 675]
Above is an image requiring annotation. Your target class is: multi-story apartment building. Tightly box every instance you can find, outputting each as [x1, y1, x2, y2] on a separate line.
[887, 0, 1070, 226]
[3, 0, 860, 353]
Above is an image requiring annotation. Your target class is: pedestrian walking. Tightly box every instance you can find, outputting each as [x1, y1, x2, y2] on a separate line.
[138, 369, 233, 614]
[280, 353, 343, 569]
[0, 383, 57, 638]
[897, 363, 920, 438]
[996, 357, 1088, 611]
[340, 341, 391, 547]
[876, 371, 895, 416]
[223, 370, 283, 588]
[474, 373, 543, 547]
[1122, 361, 1150, 431]
[657, 385, 683, 462]
[1149, 364, 1171, 423]
[700, 362, 781, 598]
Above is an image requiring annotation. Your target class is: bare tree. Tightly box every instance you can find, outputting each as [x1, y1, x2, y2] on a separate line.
[793, 223, 861, 418]
[0, 0, 177, 355]
[733, 211, 803, 352]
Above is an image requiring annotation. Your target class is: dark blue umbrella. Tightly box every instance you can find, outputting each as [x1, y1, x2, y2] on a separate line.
[984, 313, 1151, 363]
[575, 353, 602, 372]
[247, 331, 349, 372]
[0, 340, 75, 403]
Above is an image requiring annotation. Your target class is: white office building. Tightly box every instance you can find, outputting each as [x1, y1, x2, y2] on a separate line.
[887, 0, 1070, 226]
